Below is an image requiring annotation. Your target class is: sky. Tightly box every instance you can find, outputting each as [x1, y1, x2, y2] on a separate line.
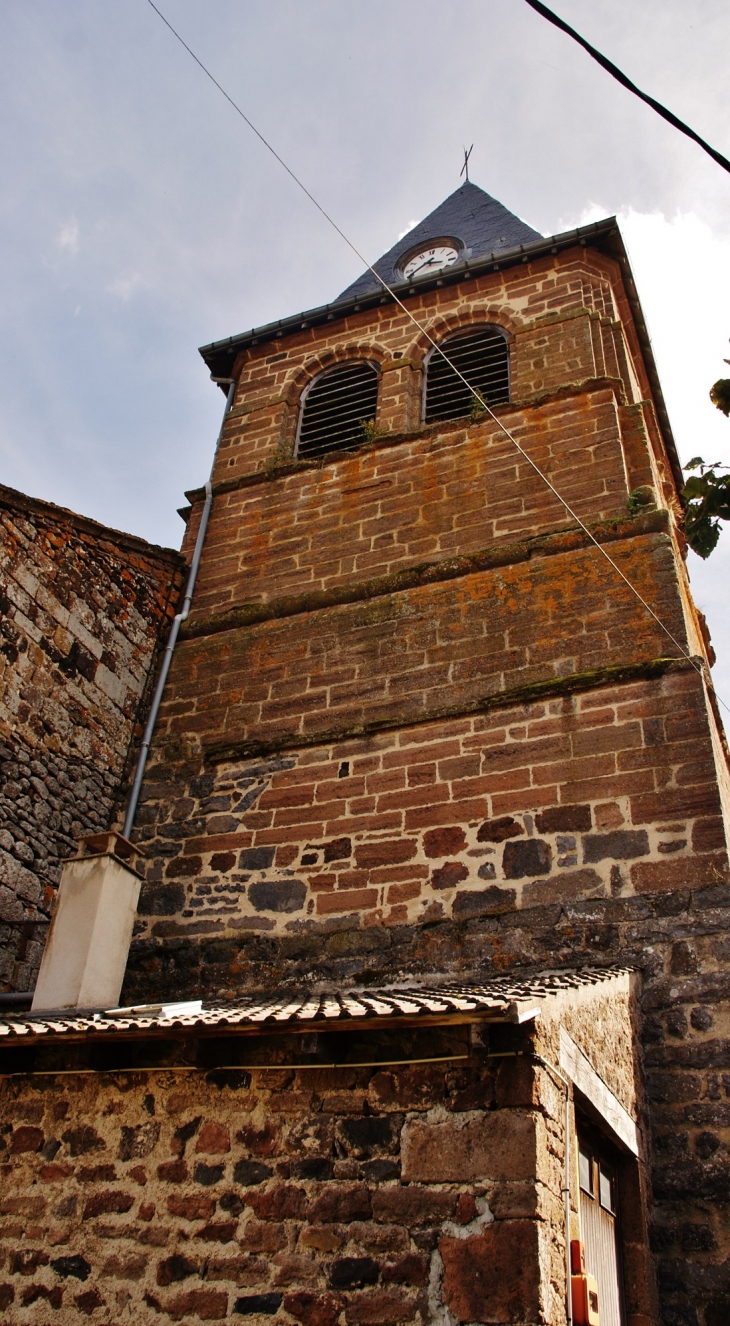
[0, 0, 729, 700]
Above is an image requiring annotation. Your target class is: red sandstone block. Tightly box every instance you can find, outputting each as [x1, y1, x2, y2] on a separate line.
[369, 864, 429, 885]
[376, 783, 453, 815]
[631, 785, 721, 824]
[346, 796, 378, 816]
[307, 1184, 371, 1223]
[382, 740, 462, 769]
[571, 722, 643, 757]
[307, 873, 338, 893]
[437, 1219, 540, 1326]
[240, 811, 275, 831]
[692, 817, 727, 852]
[455, 768, 531, 797]
[167, 1195, 216, 1221]
[365, 769, 407, 795]
[344, 1289, 415, 1324]
[404, 797, 489, 831]
[405, 763, 438, 788]
[531, 752, 617, 787]
[559, 769, 654, 804]
[274, 802, 346, 828]
[185, 833, 253, 854]
[317, 888, 378, 915]
[333, 870, 370, 889]
[491, 786, 559, 816]
[196, 1123, 230, 1154]
[631, 853, 727, 893]
[438, 755, 480, 781]
[164, 1289, 228, 1321]
[255, 822, 326, 845]
[323, 813, 402, 836]
[258, 786, 316, 810]
[386, 881, 422, 903]
[315, 777, 367, 801]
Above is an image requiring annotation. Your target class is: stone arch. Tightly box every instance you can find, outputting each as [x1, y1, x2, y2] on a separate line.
[404, 305, 520, 367]
[283, 342, 390, 403]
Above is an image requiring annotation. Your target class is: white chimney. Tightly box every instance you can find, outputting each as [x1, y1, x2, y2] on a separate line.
[31, 832, 144, 1012]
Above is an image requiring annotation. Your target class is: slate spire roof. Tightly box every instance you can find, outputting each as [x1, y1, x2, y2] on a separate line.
[338, 180, 542, 301]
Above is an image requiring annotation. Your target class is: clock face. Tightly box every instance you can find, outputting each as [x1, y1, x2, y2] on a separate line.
[401, 242, 460, 281]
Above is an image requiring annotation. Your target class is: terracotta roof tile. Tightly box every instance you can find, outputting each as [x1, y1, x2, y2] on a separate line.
[0, 967, 629, 1044]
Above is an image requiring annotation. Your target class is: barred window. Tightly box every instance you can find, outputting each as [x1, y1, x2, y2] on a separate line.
[296, 361, 380, 460]
[423, 326, 509, 423]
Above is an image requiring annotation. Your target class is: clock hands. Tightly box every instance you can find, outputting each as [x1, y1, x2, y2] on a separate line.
[408, 250, 457, 279]
[410, 256, 440, 277]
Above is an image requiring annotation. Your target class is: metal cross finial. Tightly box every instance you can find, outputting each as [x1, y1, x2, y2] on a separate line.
[461, 144, 473, 182]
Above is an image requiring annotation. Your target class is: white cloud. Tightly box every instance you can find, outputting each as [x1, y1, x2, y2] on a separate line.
[567, 205, 730, 705]
[398, 218, 418, 240]
[611, 208, 730, 468]
[105, 272, 142, 301]
[57, 218, 79, 254]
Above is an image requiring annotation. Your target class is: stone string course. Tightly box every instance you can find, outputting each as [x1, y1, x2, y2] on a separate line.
[0, 485, 184, 992]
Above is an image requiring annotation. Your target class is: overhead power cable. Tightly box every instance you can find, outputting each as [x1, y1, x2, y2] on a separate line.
[521, 0, 730, 176]
[144, 0, 727, 716]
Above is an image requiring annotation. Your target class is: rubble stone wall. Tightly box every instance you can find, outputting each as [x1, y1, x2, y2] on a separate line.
[0, 485, 184, 993]
[0, 1046, 566, 1324]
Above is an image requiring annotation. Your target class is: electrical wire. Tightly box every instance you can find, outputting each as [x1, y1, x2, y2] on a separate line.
[521, 0, 730, 176]
[144, 0, 728, 717]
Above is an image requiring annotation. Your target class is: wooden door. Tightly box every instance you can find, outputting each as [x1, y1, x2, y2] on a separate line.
[578, 1131, 624, 1326]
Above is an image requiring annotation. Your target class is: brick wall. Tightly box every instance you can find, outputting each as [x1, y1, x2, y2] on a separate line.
[0, 485, 185, 993]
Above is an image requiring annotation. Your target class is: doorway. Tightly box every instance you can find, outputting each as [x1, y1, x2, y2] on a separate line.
[578, 1125, 626, 1326]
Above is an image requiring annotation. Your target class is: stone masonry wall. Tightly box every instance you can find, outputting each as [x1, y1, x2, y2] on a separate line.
[186, 386, 648, 623]
[206, 248, 670, 502]
[0, 1038, 567, 1324]
[168, 518, 688, 762]
[0, 484, 185, 993]
[128, 665, 730, 1325]
[118, 227, 730, 1324]
[130, 666, 725, 962]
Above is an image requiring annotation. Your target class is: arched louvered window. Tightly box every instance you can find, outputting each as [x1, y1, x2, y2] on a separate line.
[423, 326, 509, 423]
[296, 361, 380, 460]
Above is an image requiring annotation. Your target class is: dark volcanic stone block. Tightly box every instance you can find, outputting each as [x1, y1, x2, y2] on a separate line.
[249, 879, 306, 913]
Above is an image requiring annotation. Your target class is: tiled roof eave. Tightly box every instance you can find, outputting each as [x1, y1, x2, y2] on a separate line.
[0, 967, 631, 1045]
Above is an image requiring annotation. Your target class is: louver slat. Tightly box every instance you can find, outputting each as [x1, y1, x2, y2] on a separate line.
[297, 362, 380, 460]
[424, 327, 509, 423]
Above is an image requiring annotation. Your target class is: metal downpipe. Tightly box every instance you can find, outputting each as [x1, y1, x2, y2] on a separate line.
[122, 378, 237, 839]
